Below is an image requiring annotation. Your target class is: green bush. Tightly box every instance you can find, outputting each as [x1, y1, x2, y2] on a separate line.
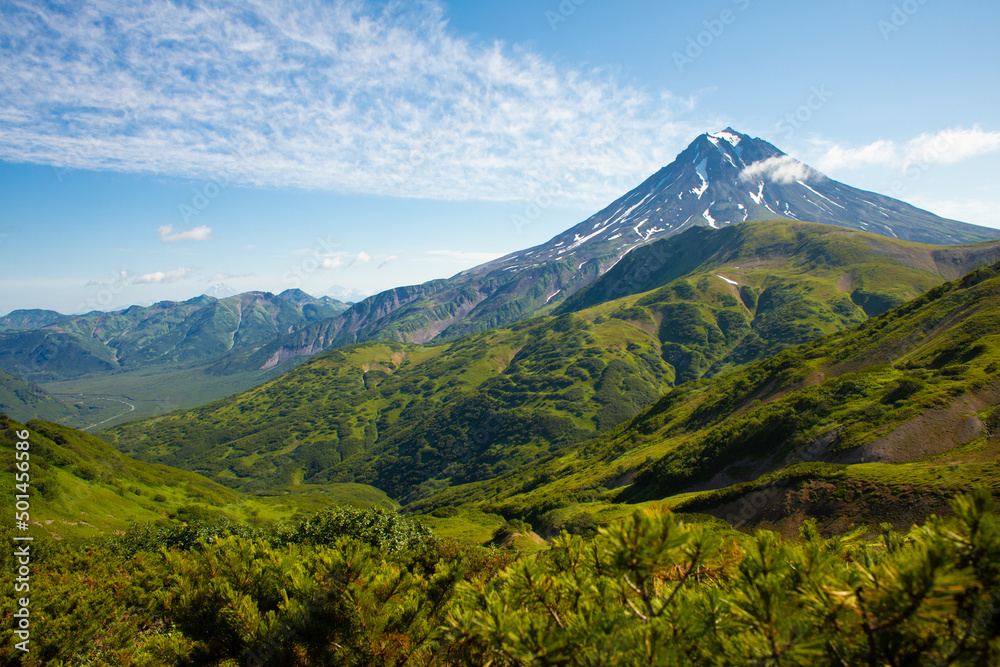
[285, 506, 434, 554]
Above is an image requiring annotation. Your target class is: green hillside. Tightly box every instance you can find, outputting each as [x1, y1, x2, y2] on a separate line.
[0, 308, 67, 330]
[105, 316, 676, 497]
[416, 260, 1000, 536]
[0, 369, 76, 423]
[560, 219, 1000, 378]
[0, 416, 394, 541]
[106, 221, 1000, 509]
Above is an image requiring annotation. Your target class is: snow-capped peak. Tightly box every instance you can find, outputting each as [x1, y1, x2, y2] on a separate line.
[709, 128, 743, 147]
[204, 283, 238, 298]
[476, 127, 998, 275]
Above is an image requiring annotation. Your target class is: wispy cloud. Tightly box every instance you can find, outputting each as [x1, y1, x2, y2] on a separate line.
[811, 126, 1000, 172]
[906, 198, 1000, 229]
[158, 224, 214, 242]
[133, 267, 193, 284]
[377, 255, 397, 270]
[86, 266, 195, 287]
[0, 0, 698, 206]
[314, 250, 370, 269]
[740, 155, 821, 184]
[349, 251, 372, 266]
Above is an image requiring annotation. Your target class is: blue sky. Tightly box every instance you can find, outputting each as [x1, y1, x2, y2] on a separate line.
[1, 0, 998, 313]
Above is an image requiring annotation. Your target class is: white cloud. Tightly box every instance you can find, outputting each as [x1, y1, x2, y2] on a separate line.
[132, 267, 193, 284]
[903, 126, 1000, 167]
[812, 126, 1000, 172]
[740, 155, 821, 184]
[811, 139, 898, 172]
[350, 251, 372, 266]
[158, 224, 213, 242]
[316, 251, 370, 269]
[906, 198, 1000, 230]
[0, 0, 699, 206]
[377, 255, 397, 270]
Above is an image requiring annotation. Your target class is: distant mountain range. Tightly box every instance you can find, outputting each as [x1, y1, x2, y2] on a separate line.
[0, 289, 348, 382]
[325, 285, 372, 304]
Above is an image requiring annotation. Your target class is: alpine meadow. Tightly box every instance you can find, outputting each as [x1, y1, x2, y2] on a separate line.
[2, 1, 1000, 665]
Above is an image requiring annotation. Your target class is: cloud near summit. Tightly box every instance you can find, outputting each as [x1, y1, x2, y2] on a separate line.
[740, 155, 821, 184]
[0, 0, 697, 206]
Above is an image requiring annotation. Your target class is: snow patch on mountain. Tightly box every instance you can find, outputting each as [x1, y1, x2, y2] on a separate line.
[703, 207, 718, 229]
[691, 158, 709, 198]
[797, 180, 846, 210]
[710, 129, 742, 147]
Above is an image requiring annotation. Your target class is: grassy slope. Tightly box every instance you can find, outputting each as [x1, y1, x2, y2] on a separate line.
[0, 416, 394, 541]
[104, 221, 1000, 509]
[0, 369, 76, 423]
[562, 220, 1000, 379]
[415, 261, 1000, 535]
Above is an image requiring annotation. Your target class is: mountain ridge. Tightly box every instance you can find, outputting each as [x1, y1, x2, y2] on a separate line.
[0, 290, 348, 382]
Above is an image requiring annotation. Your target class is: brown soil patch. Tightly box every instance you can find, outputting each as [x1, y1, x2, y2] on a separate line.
[835, 272, 854, 293]
[694, 479, 954, 538]
[837, 382, 1000, 465]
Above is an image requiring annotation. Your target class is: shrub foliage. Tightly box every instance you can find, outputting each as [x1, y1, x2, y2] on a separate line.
[3, 493, 1000, 665]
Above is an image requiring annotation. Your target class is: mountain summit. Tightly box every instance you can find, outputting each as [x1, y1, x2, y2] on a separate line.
[500, 128, 998, 270]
